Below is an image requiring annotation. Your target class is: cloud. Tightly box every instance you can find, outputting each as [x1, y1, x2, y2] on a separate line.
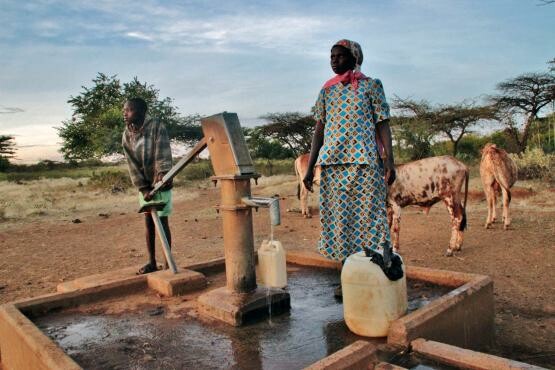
[125, 31, 154, 41]
[5, 1, 330, 55]
[0, 107, 24, 114]
[121, 14, 327, 53]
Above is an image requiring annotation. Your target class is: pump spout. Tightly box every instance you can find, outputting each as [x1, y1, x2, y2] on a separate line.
[242, 196, 280, 226]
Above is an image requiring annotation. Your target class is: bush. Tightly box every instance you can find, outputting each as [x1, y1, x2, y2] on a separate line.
[175, 160, 214, 181]
[0, 157, 10, 172]
[254, 159, 295, 177]
[88, 170, 132, 192]
[510, 148, 555, 182]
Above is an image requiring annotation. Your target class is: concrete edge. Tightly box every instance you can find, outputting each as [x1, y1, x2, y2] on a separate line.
[286, 250, 342, 270]
[56, 265, 143, 293]
[184, 257, 226, 275]
[406, 265, 483, 288]
[388, 275, 494, 350]
[14, 277, 148, 317]
[0, 304, 81, 370]
[411, 338, 548, 370]
[303, 340, 378, 370]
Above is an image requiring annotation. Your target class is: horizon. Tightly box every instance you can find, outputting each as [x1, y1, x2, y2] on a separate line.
[1, 0, 554, 164]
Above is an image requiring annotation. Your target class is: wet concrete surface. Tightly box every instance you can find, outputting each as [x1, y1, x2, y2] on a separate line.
[387, 352, 460, 370]
[34, 268, 451, 370]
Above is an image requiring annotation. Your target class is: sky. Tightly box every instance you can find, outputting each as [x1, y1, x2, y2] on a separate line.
[1, 0, 554, 163]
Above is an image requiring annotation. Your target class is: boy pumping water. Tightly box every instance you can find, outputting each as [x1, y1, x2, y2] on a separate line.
[122, 97, 173, 274]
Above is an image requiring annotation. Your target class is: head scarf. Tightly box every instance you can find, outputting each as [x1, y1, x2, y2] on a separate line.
[323, 39, 367, 91]
[334, 39, 363, 72]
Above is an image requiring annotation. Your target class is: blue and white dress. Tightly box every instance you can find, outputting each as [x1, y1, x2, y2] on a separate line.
[313, 78, 392, 261]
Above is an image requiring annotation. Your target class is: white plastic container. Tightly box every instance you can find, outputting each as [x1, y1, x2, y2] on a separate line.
[341, 251, 407, 337]
[257, 240, 287, 288]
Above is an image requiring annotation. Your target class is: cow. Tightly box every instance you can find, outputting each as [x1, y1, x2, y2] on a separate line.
[294, 154, 469, 256]
[479, 143, 517, 230]
[294, 153, 321, 218]
[387, 156, 469, 257]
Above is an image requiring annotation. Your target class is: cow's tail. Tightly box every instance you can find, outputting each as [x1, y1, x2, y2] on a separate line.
[460, 168, 469, 231]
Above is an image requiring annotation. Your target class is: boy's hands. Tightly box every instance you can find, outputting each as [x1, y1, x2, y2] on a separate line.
[155, 172, 172, 190]
[143, 172, 172, 201]
[142, 188, 154, 202]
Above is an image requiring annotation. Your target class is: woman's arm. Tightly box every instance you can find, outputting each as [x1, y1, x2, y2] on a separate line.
[303, 120, 324, 192]
[375, 119, 396, 185]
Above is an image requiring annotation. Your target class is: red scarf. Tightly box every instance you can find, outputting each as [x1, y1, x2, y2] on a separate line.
[323, 70, 368, 92]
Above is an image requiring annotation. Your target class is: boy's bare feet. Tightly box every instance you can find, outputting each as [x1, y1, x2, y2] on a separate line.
[137, 263, 158, 275]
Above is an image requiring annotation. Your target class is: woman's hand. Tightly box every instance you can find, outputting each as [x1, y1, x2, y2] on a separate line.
[383, 159, 396, 186]
[303, 171, 315, 192]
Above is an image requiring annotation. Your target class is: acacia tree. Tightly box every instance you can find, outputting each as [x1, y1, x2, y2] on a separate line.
[393, 97, 492, 157]
[389, 115, 435, 160]
[0, 135, 16, 170]
[433, 103, 495, 156]
[258, 112, 315, 157]
[244, 127, 295, 159]
[489, 72, 555, 153]
[57, 73, 201, 161]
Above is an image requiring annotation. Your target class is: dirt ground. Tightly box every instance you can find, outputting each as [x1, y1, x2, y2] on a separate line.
[0, 178, 554, 368]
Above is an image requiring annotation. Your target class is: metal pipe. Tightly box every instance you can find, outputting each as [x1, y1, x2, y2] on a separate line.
[241, 197, 280, 226]
[150, 211, 178, 274]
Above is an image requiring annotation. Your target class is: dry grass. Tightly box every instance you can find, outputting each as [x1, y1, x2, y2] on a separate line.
[1, 170, 552, 232]
[0, 177, 200, 230]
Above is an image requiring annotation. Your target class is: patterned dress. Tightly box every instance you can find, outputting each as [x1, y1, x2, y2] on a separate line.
[313, 78, 392, 261]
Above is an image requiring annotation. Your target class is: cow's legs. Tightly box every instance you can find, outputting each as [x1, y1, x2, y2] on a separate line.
[492, 183, 498, 223]
[453, 199, 465, 251]
[388, 203, 401, 252]
[443, 196, 464, 256]
[484, 185, 496, 229]
[501, 187, 511, 230]
[300, 184, 311, 218]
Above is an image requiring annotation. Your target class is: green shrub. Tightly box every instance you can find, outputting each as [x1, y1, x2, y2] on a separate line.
[254, 159, 295, 176]
[174, 160, 214, 182]
[88, 170, 132, 192]
[510, 148, 555, 182]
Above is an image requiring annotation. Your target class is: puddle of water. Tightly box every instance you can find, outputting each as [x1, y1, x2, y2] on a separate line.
[34, 268, 451, 370]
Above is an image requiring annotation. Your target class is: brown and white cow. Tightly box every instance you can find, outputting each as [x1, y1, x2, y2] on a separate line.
[387, 156, 469, 256]
[479, 143, 517, 230]
[294, 153, 321, 218]
[294, 154, 469, 256]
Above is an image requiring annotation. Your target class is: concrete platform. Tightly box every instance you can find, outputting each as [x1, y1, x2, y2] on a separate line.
[197, 286, 290, 326]
[146, 269, 206, 296]
[0, 252, 505, 369]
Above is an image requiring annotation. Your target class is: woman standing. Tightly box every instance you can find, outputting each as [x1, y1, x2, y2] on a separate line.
[303, 39, 395, 287]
